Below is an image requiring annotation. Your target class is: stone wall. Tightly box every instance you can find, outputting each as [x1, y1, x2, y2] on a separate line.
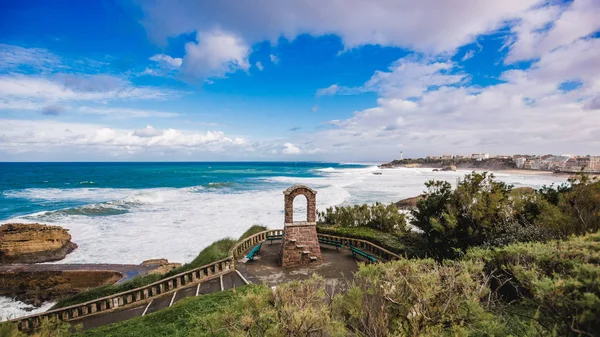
[279, 222, 323, 267]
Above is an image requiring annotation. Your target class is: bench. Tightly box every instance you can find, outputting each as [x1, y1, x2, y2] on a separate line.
[266, 234, 283, 244]
[246, 242, 263, 261]
[318, 239, 343, 250]
[348, 245, 378, 263]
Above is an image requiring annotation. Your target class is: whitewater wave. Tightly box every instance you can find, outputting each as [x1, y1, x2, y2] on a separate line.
[0, 298, 55, 322]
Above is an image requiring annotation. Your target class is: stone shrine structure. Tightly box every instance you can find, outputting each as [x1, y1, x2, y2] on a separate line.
[279, 185, 323, 267]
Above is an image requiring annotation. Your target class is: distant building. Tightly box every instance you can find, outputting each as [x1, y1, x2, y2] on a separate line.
[455, 155, 465, 160]
[472, 153, 489, 161]
[400, 151, 403, 160]
[441, 154, 453, 160]
[590, 157, 600, 171]
[514, 157, 526, 169]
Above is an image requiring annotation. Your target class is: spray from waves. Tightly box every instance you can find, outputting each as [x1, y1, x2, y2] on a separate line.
[0, 297, 55, 322]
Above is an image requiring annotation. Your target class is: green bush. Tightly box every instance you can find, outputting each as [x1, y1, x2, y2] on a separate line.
[333, 258, 504, 337]
[318, 202, 407, 233]
[465, 231, 600, 336]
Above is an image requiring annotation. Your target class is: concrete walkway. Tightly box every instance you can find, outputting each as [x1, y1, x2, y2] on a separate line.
[70, 271, 246, 331]
[0, 264, 159, 283]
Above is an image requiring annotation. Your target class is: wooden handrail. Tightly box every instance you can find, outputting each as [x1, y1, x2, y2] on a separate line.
[11, 228, 399, 330]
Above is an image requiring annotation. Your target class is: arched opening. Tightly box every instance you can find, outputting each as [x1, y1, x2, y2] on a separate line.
[284, 184, 317, 223]
[292, 194, 308, 222]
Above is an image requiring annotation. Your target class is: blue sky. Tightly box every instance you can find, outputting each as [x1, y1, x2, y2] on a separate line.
[0, 0, 599, 161]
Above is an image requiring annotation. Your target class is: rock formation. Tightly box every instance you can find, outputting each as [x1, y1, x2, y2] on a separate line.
[394, 194, 426, 210]
[0, 223, 77, 264]
[441, 165, 457, 171]
[142, 258, 182, 275]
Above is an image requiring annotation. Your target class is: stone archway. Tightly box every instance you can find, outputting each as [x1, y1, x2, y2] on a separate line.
[279, 184, 323, 267]
[283, 185, 317, 224]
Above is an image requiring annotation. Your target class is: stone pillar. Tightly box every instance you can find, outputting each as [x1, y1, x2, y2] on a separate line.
[279, 185, 323, 267]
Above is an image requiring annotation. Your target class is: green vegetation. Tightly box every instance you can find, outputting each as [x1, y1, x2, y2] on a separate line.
[316, 225, 426, 258]
[0, 317, 76, 337]
[411, 172, 600, 260]
[53, 225, 267, 308]
[464, 231, 600, 336]
[7, 173, 600, 336]
[318, 202, 407, 233]
[74, 286, 261, 337]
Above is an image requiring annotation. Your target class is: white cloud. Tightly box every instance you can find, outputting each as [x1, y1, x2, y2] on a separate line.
[140, 0, 539, 53]
[316, 84, 339, 96]
[255, 61, 264, 71]
[312, 104, 319, 112]
[461, 50, 475, 61]
[506, 0, 600, 63]
[0, 44, 64, 71]
[79, 107, 180, 118]
[149, 54, 183, 68]
[182, 29, 250, 79]
[269, 54, 279, 64]
[282, 143, 300, 155]
[317, 58, 467, 99]
[0, 119, 249, 159]
[301, 35, 600, 160]
[133, 125, 164, 137]
[0, 74, 181, 112]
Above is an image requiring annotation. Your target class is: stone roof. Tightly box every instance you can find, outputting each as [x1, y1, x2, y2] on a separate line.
[283, 184, 317, 195]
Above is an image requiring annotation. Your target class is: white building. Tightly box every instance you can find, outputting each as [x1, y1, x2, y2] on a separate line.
[472, 153, 490, 161]
[514, 157, 526, 168]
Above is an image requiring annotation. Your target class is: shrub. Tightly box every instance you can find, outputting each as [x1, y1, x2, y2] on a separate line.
[465, 231, 600, 336]
[333, 258, 504, 337]
[318, 203, 407, 234]
[192, 275, 346, 337]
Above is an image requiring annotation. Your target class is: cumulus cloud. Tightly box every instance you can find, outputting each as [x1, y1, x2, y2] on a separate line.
[255, 61, 264, 71]
[139, 0, 539, 53]
[301, 33, 600, 160]
[505, 0, 600, 63]
[181, 29, 250, 79]
[269, 54, 279, 64]
[282, 143, 300, 155]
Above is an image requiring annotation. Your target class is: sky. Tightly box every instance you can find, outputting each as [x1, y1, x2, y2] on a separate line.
[0, 0, 599, 162]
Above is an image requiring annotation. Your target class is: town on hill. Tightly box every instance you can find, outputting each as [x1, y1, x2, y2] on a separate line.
[381, 152, 600, 173]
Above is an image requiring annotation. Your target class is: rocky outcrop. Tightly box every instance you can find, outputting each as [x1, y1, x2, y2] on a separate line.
[0, 223, 77, 264]
[394, 195, 426, 210]
[441, 165, 457, 171]
[142, 258, 182, 275]
[0, 270, 121, 306]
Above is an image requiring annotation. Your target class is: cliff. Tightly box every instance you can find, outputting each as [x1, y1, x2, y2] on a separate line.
[0, 223, 77, 264]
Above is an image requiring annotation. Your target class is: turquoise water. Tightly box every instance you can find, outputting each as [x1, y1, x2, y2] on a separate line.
[0, 162, 362, 221]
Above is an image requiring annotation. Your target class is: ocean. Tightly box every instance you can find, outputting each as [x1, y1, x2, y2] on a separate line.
[0, 161, 568, 320]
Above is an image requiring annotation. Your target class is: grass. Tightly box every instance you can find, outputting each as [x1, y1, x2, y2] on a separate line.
[53, 225, 268, 309]
[316, 225, 427, 258]
[75, 285, 266, 337]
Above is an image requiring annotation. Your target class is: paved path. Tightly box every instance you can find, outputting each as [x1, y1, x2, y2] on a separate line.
[0, 264, 159, 283]
[70, 271, 247, 331]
